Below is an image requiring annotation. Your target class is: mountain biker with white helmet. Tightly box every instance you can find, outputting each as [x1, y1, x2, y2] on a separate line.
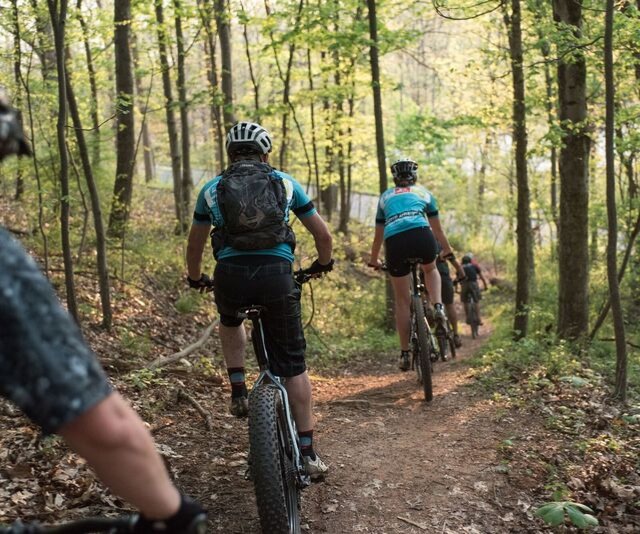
[186, 121, 333, 479]
[460, 253, 488, 325]
[369, 158, 458, 371]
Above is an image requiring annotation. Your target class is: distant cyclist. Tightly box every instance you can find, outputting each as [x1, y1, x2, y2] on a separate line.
[460, 253, 489, 325]
[368, 158, 458, 372]
[436, 242, 464, 348]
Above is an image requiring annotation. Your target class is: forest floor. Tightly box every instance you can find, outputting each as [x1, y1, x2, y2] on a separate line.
[1, 320, 551, 533]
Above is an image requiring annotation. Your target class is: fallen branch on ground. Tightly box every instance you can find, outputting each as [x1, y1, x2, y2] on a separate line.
[147, 319, 218, 370]
[177, 389, 213, 431]
[397, 516, 428, 530]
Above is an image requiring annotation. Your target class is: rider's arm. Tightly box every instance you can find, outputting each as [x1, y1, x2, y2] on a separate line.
[369, 223, 384, 264]
[478, 267, 489, 290]
[60, 392, 181, 520]
[428, 216, 454, 257]
[186, 223, 211, 280]
[448, 255, 465, 280]
[300, 212, 333, 265]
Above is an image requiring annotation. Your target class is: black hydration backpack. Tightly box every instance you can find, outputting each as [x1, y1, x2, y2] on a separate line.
[212, 160, 296, 254]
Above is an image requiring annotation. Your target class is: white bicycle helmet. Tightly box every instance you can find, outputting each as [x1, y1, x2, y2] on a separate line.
[225, 121, 273, 156]
[390, 158, 418, 185]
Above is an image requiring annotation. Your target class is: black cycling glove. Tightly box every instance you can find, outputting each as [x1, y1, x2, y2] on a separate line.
[305, 259, 334, 275]
[187, 274, 212, 293]
[132, 495, 207, 534]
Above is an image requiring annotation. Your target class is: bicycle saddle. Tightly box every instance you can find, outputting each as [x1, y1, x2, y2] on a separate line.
[236, 305, 268, 320]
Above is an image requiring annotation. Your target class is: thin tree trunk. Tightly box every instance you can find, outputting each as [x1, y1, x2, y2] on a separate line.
[214, 0, 236, 129]
[240, 1, 260, 114]
[108, 0, 136, 238]
[21, 50, 50, 274]
[603, 0, 627, 400]
[132, 34, 155, 183]
[505, 0, 532, 340]
[367, 0, 393, 330]
[554, 0, 590, 339]
[10, 0, 25, 200]
[77, 0, 100, 165]
[66, 66, 112, 328]
[198, 0, 225, 170]
[306, 47, 321, 212]
[155, 0, 183, 228]
[174, 0, 192, 233]
[47, 0, 78, 320]
[590, 210, 640, 339]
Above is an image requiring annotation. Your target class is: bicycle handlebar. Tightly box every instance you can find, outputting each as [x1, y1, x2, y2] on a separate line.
[0, 517, 135, 534]
[293, 268, 330, 285]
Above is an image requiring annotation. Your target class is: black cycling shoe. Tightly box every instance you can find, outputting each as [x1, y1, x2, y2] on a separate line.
[399, 351, 411, 372]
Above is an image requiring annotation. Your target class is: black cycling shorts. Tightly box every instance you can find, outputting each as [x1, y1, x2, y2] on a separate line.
[441, 273, 454, 305]
[384, 226, 438, 277]
[0, 229, 112, 434]
[213, 256, 306, 377]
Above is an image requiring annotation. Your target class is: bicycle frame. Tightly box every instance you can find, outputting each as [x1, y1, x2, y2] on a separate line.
[241, 307, 310, 489]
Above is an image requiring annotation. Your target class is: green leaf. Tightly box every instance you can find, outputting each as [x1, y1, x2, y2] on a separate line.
[535, 503, 565, 526]
[566, 504, 598, 528]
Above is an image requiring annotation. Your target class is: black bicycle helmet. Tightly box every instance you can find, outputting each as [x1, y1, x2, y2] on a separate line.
[0, 100, 31, 162]
[462, 254, 472, 264]
[225, 121, 272, 157]
[390, 158, 418, 185]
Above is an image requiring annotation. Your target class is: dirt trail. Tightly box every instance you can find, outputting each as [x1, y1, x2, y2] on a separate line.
[184, 328, 539, 534]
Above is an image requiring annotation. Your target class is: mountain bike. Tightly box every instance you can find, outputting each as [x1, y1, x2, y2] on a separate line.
[1, 516, 134, 534]
[0, 513, 206, 534]
[237, 267, 327, 534]
[418, 272, 455, 362]
[462, 284, 481, 339]
[407, 259, 435, 402]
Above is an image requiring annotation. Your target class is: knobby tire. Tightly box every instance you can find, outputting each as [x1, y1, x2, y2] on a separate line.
[248, 385, 301, 534]
[412, 296, 433, 402]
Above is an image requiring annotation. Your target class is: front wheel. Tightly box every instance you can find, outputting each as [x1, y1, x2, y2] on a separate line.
[468, 300, 480, 339]
[412, 296, 433, 402]
[248, 385, 301, 534]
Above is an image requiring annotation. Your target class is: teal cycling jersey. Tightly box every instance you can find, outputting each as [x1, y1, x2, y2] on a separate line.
[375, 184, 439, 240]
[192, 169, 316, 263]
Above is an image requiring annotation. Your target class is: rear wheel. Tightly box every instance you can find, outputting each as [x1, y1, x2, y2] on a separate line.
[468, 300, 480, 339]
[249, 385, 301, 534]
[412, 296, 433, 402]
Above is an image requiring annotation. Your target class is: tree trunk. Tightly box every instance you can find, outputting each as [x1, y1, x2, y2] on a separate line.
[198, 0, 225, 170]
[174, 0, 192, 233]
[47, 0, 78, 320]
[214, 0, 236, 129]
[131, 34, 155, 183]
[155, 0, 183, 228]
[77, 0, 100, 165]
[505, 0, 532, 340]
[603, 0, 627, 400]
[306, 48, 321, 213]
[66, 69, 112, 328]
[240, 1, 260, 115]
[367, 0, 393, 330]
[108, 0, 136, 238]
[553, 0, 590, 339]
[10, 0, 24, 200]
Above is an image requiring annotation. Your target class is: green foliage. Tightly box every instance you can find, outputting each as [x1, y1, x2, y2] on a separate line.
[125, 368, 168, 391]
[535, 501, 598, 529]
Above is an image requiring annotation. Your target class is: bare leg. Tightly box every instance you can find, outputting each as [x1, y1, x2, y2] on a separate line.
[60, 393, 180, 520]
[219, 324, 246, 368]
[390, 274, 411, 351]
[285, 371, 313, 431]
[421, 261, 442, 304]
[445, 303, 458, 333]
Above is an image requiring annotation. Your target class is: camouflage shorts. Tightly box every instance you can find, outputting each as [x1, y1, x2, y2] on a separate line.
[0, 228, 111, 434]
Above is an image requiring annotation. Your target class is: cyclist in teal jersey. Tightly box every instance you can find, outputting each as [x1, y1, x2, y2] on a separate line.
[369, 158, 458, 371]
[187, 121, 333, 478]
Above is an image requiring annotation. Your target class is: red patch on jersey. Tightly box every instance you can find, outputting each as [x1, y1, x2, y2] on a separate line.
[394, 187, 410, 193]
